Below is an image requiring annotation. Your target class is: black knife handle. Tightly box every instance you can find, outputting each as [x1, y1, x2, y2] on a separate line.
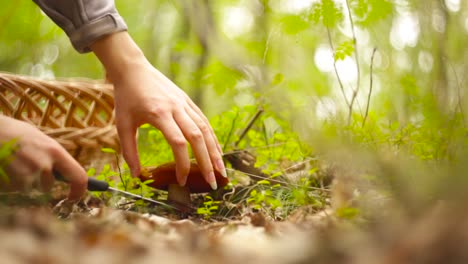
[53, 170, 109, 192]
[86, 177, 109, 191]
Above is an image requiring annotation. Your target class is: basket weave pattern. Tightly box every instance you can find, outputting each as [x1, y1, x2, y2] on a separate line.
[0, 72, 119, 167]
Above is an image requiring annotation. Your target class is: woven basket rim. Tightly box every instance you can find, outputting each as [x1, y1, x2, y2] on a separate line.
[0, 71, 119, 168]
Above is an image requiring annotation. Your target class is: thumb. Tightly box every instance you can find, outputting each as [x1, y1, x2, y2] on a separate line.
[116, 120, 140, 177]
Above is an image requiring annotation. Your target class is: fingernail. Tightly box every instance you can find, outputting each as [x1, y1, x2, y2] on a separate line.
[216, 159, 228, 178]
[179, 176, 187, 187]
[177, 171, 187, 187]
[208, 172, 217, 190]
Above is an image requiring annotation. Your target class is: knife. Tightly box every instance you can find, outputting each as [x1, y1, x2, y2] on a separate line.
[53, 170, 181, 211]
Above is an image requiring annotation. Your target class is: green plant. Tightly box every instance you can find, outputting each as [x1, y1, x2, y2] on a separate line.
[91, 148, 155, 206]
[211, 106, 325, 219]
[247, 180, 282, 211]
[291, 177, 325, 207]
[197, 195, 221, 219]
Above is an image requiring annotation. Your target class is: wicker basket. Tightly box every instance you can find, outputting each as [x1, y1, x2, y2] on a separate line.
[0, 72, 120, 169]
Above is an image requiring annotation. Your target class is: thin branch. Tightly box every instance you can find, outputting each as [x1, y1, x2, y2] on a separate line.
[345, 0, 361, 125]
[115, 152, 126, 190]
[362, 48, 377, 128]
[222, 111, 239, 153]
[326, 27, 349, 107]
[235, 107, 264, 147]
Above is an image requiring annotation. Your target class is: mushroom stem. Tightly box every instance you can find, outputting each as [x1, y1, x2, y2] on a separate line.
[167, 184, 191, 206]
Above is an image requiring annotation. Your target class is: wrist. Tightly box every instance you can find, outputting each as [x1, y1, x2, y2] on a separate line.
[90, 31, 148, 82]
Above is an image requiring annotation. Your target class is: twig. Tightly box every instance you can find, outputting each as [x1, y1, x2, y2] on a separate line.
[362, 48, 377, 128]
[115, 152, 126, 191]
[235, 107, 264, 147]
[222, 111, 239, 153]
[345, 0, 361, 125]
[327, 27, 349, 108]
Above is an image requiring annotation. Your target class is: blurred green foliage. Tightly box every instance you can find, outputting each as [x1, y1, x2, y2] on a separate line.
[2, 0, 466, 125]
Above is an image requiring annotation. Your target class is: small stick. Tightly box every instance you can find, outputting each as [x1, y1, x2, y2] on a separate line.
[362, 48, 377, 128]
[235, 107, 264, 147]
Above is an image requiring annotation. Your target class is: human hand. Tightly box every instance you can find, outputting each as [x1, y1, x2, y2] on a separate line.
[91, 32, 226, 189]
[0, 115, 87, 200]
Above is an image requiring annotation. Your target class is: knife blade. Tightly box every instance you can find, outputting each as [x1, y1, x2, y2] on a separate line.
[53, 171, 180, 211]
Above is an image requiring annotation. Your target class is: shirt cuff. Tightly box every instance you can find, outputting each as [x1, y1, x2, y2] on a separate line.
[70, 14, 128, 53]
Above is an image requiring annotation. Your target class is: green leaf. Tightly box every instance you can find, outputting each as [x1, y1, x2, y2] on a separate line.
[86, 168, 96, 176]
[309, 3, 323, 24]
[271, 73, 284, 85]
[197, 208, 207, 214]
[334, 40, 355, 61]
[349, 0, 393, 26]
[321, 0, 344, 28]
[268, 198, 282, 209]
[202, 60, 242, 95]
[142, 179, 154, 185]
[101, 148, 117, 154]
[349, 0, 367, 19]
[257, 179, 271, 185]
[280, 15, 310, 34]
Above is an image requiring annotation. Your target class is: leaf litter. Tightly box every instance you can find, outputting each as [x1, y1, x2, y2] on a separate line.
[2, 147, 468, 264]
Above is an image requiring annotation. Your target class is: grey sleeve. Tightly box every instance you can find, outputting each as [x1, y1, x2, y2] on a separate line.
[33, 0, 128, 53]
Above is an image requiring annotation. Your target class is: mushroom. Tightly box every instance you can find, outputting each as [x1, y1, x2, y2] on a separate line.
[139, 161, 229, 211]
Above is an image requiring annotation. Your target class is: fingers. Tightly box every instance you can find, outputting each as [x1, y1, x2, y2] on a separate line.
[173, 110, 217, 190]
[109, 66, 225, 189]
[184, 106, 227, 178]
[116, 118, 140, 177]
[187, 99, 224, 155]
[51, 147, 87, 200]
[152, 116, 191, 186]
[4, 147, 78, 196]
[0, 117, 88, 200]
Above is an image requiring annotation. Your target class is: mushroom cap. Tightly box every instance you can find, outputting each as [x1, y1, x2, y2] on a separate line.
[139, 161, 229, 193]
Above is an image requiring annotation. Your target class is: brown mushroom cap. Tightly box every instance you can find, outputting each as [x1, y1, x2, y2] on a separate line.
[139, 161, 229, 193]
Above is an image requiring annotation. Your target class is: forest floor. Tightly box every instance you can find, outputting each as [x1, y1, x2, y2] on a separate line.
[2, 154, 468, 264]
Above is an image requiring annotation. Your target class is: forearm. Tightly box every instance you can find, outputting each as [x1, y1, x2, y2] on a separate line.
[32, 0, 127, 53]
